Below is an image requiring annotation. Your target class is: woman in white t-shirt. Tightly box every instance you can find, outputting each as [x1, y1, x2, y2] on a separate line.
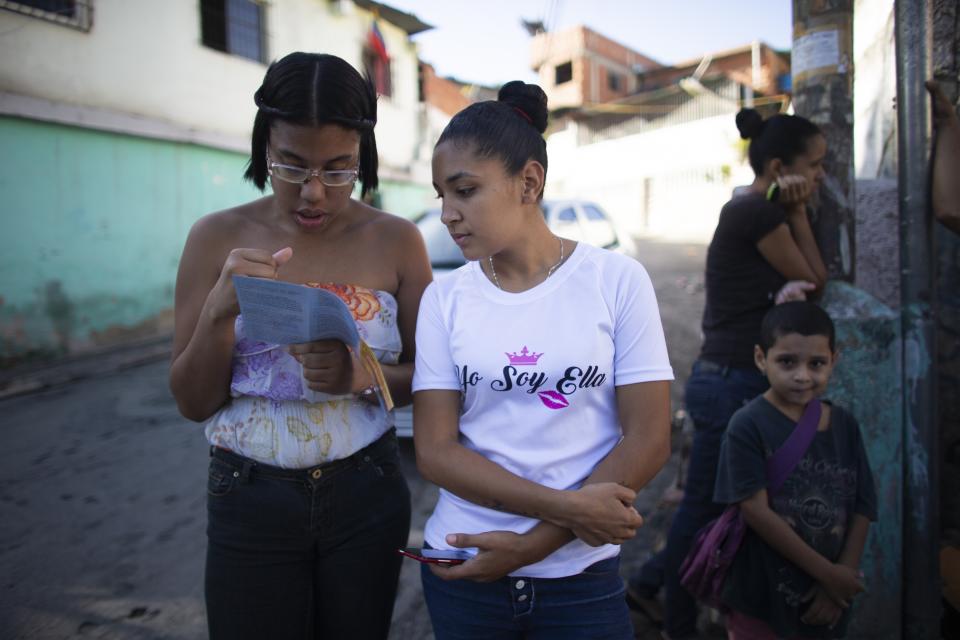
[412, 80, 675, 639]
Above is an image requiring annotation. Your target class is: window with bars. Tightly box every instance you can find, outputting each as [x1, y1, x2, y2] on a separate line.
[200, 0, 265, 64]
[0, 0, 92, 31]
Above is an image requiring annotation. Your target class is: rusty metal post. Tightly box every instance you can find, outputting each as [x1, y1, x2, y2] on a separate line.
[792, 0, 856, 282]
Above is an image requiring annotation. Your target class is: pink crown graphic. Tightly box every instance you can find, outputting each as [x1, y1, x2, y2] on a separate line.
[505, 346, 543, 366]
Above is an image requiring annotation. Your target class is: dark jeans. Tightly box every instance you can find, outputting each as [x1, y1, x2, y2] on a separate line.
[422, 555, 633, 639]
[204, 429, 411, 640]
[631, 360, 767, 638]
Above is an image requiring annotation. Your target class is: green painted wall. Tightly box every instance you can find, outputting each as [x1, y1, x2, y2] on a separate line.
[0, 117, 262, 364]
[0, 117, 433, 366]
[821, 282, 903, 639]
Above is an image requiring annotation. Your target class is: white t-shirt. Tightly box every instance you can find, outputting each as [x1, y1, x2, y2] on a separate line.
[412, 242, 674, 578]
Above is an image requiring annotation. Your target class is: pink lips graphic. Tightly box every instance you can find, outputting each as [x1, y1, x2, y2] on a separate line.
[538, 390, 570, 410]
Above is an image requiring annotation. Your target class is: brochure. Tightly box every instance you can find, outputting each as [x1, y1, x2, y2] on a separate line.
[232, 275, 394, 411]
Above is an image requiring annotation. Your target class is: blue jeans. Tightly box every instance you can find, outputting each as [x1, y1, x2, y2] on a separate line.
[422, 555, 633, 639]
[204, 429, 411, 640]
[631, 360, 767, 638]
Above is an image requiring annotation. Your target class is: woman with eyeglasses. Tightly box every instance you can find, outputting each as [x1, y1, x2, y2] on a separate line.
[169, 52, 432, 640]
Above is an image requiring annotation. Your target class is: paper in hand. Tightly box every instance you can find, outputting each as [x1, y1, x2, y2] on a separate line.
[232, 275, 360, 348]
[232, 275, 394, 412]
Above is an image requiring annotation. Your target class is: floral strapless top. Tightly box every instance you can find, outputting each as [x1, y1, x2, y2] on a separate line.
[205, 284, 401, 469]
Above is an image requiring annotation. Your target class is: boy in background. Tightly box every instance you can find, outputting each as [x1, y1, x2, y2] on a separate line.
[713, 302, 876, 639]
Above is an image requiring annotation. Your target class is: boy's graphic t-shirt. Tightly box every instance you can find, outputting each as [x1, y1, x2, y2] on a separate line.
[413, 243, 674, 578]
[714, 396, 878, 638]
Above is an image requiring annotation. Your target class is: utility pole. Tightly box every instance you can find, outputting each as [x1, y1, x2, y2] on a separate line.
[791, 0, 855, 282]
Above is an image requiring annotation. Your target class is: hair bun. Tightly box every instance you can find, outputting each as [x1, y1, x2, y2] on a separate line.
[735, 108, 765, 140]
[498, 80, 549, 134]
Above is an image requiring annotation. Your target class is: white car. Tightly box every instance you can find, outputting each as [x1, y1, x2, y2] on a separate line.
[542, 199, 636, 255]
[393, 200, 636, 437]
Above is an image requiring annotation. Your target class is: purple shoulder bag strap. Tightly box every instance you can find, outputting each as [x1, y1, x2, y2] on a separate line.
[766, 398, 822, 495]
[679, 397, 823, 609]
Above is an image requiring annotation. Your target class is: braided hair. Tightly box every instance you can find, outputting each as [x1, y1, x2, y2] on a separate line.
[245, 52, 379, 197]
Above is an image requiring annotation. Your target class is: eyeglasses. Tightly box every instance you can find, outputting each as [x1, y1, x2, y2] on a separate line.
[266, 152, 359, 187]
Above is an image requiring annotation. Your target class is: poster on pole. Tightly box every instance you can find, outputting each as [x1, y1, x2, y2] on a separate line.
[792, 22, 851, 84]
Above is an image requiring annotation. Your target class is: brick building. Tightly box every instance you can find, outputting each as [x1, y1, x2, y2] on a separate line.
[530, 25, 661, 110]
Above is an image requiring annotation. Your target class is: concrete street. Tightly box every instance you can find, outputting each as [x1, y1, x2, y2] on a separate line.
[0, 239, 707, 640]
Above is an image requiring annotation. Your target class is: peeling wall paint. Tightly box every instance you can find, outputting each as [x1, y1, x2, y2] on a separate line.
[0, 116, 262, 365]
[822, 281, 902, 638]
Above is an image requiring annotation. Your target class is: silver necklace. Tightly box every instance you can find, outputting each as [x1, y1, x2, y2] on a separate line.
[488, 237, 564, 290]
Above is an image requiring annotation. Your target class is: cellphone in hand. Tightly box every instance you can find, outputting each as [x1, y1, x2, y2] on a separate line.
[397, 547, 471, 566]
[766, 182, 780, 202]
